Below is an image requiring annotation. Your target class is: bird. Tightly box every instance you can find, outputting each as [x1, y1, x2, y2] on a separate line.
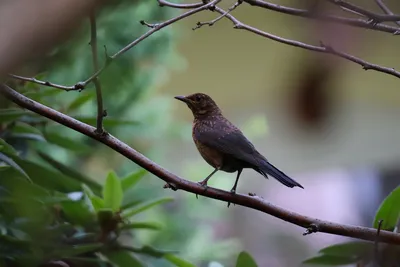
[174, 92, 304, 194]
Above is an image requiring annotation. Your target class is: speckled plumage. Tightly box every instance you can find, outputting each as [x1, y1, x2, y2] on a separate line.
[175, 93, 304, 193]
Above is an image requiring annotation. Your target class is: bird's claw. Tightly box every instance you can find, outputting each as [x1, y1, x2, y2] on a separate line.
[197, 181, 208, 188]
[227, 201, 235, 208]
[195, 181, 209, 199]
[303, 223, 319, 236]
[227, 189, 237, 207]
[163, 183, 178, 191]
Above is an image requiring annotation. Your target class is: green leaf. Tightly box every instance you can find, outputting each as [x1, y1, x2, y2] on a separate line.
[319, 242, 373, 258]
[104, 251, 144, 267]
[0, 172, 50, 226]
[24, 88, 63, 100]
[11, 158, 82, 192]
[164, 254, 197, 267]
[37, 151, 101, 194]
[75, 116, 138, 128]
[10, 122, 45, 142]
[0, 152, 31, 181]
[82, 183, 94, 197]
[0, 138, 18, 156]
[54, 243, 103, 258]
[90, 195, 105, 211]
[121, 199, 143, 210]
[302, 255, 358, 265]
[0, 171, 49, 198]
[82, 184, 104, 211]
[235, 251, 258, 267]
[122, 197, 173, 218]
[103, 171, 123, 212]
[121, 221, 162, 231]
[0, 165, 11, 171]
[0, 108, 30, 123]
[67, 92, 95, 112]
[9, 133, 46, 142]
[63, 256, 109, 264]
[44, 131, 90, 152]
[121, 169, 147, 192]
[61, 200, 95, 226]
[68, 232, 97, 244]
[373, 186, 400, 231]
[124, 245, 177, 258]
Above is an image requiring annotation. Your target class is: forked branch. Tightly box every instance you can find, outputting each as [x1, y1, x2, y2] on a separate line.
[1, 84, 400, 246]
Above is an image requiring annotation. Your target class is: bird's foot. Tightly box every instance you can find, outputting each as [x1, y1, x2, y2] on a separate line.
[227, 188, 236, 208]
[227, 201, 236, 208]
[197, 180, 208, 187]
[227, 189, 237, 208]
[196, 180, 209, 199]
[163, 183, 178, 191]
[303, 223, 319, 236]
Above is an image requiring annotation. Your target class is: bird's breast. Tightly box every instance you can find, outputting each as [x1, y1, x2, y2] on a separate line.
[192, 121, 223, 169]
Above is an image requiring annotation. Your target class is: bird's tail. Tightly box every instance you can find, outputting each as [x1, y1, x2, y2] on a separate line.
[256, 160, 304, 189]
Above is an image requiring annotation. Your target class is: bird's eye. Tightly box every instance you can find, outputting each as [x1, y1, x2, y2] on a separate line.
[195, 96, 202, 102]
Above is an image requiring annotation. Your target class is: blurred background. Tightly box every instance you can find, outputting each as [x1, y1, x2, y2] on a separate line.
[1, 0, 400, 266]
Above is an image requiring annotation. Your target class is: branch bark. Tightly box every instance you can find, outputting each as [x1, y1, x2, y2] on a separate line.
[1, 83, 400, 246]
[89, 12, 105, 134]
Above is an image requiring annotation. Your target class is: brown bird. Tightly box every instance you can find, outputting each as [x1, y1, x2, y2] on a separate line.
[175, 93, 304, 194]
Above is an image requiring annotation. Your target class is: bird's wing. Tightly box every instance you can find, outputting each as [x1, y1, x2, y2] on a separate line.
[194, 126, 261, 165]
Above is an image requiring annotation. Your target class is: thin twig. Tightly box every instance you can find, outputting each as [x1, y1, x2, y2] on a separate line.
[9, 0, 221, 91]
[89, 12, 105, 134]
[374, 0, 400, 29]
[7, 74, 84, 91]
[335, 6, 366, 18]
[213, 6, 400, 79]
[327, 0, 400, 23]
[243, 0, 400, 34]
[82, 0, 221, 86]
[2, 83, 400, 245]
[158, 0, 203, 9]
[193, 0, 242, 30]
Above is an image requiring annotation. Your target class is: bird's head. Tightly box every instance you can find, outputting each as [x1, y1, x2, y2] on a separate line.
[174, 93, 222, 118]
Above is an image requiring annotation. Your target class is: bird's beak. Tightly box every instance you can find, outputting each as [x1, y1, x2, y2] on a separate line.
[174, 95, 188, 103]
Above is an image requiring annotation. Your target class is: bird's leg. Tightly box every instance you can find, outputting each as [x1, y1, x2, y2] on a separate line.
[198, 168, 219, 187]
[227, 169, 242, 208]
[230, 169, 242, 194]
[196, 168, 219, 199]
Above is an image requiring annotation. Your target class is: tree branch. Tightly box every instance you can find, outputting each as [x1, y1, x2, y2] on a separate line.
[193, 0, 242, 30]
[327, 0, 400, 23]
[9, 0, 221, 91]
[206, 5, 400, 79]
[79, 0, 220, 87]
[158, 0, 203, 9]
[242, 0, 400, 34]
[2, 83, 400, 246]
[89, 12, 105, 134]
[374, 0, 400, 29]
[7, 74, 85, 91]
